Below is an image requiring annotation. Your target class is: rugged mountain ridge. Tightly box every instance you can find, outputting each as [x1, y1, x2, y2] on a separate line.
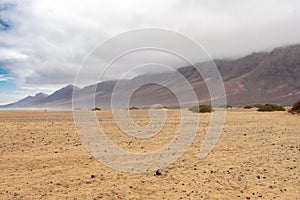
[2, 44, 300, 109]
[2, 92, 49, 108]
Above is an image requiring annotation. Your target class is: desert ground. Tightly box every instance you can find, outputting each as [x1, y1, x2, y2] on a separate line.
[0, 109, 299, 199]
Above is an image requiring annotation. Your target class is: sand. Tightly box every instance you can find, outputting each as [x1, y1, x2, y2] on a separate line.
[0, 109, 299, 199]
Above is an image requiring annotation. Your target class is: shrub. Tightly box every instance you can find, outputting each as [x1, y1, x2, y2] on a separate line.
[244, 104, 264, 109]
[155, 106, 168, 109]
[91, 107, 101, 111]
[129, 106, 139, 110]
[150, 105, 168, 109]
[253, 104, 264, 108]
[289, 99, 300, 114]
[220, 104, 233, 108]
[189, 105, 213, 113]
[257, 104, 285, 112]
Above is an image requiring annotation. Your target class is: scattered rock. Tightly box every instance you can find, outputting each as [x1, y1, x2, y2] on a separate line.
[155, 169, 162, 176]
[91, 175, 96, 179]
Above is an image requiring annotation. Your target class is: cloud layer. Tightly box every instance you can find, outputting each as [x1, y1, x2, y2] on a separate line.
[0, 0, 300, 103]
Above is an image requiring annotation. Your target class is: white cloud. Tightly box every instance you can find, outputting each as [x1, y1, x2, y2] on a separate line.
[0, 74, 12, 82]
[0, 49, 28, 60]
[0, 0, 299, 102]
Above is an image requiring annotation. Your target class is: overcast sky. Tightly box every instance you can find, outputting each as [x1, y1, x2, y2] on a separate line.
[0, 0, 299, 104]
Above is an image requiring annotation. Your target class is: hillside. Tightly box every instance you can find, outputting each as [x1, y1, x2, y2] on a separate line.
[2, 44, 300, 109]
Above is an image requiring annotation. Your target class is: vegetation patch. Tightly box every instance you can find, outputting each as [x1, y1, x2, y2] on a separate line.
[128, 106, 139, 110]
[220, 104, 233, 108]
[91, 107, 101, 111]
[257, 104, 285, 112]
[156, 106, 168, 109]
[189, 105, 213, 113]
[243, 104, 264, 109]
[289, 99, 300, 114]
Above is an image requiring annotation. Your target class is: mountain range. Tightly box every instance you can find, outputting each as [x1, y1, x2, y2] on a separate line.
[1, 44, 300, 109]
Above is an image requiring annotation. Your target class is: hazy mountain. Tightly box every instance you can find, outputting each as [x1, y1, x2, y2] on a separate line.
[126, 44, 300, 107]
[188, 45, 298, 105]
[2, 44, 300, 109]
[1, 92, 48, 108]
[32, 85, 81, 108]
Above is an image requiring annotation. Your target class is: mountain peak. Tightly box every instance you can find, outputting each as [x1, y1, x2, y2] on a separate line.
[63, 84, 80, 90]
[2, 44, 300, 109]
[2, 92, 49, 108]
[34, 92, 49, 98]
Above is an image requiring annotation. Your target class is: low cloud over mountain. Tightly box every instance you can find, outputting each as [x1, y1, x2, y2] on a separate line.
[2, 44, 299, 109]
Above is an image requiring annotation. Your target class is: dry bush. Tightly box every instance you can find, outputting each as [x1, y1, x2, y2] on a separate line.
[257, 104, 285, 112]
[128, 106, 139, 110]
[189, 105, 213, 113]
[289, 99, 300, 114]
[91, 107, 101, 111]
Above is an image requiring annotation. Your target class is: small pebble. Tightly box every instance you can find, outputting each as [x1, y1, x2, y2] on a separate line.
[156, 169, 162, 176]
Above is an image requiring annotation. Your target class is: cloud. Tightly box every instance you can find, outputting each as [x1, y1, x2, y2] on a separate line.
[0, 74, 12, 82]
[0, 49, 28, 60]
[0, 0, 300, 103]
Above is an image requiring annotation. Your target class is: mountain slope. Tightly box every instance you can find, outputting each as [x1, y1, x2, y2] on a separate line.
[2, 92, 49, 108]
[227, 44, 300, 105]
[2, 44, 300, 109]
[33, 85, 81, 108]
[172, 44, 300, 105]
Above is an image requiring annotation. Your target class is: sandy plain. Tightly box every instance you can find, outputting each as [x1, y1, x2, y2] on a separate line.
[0, 109, 299, 199]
